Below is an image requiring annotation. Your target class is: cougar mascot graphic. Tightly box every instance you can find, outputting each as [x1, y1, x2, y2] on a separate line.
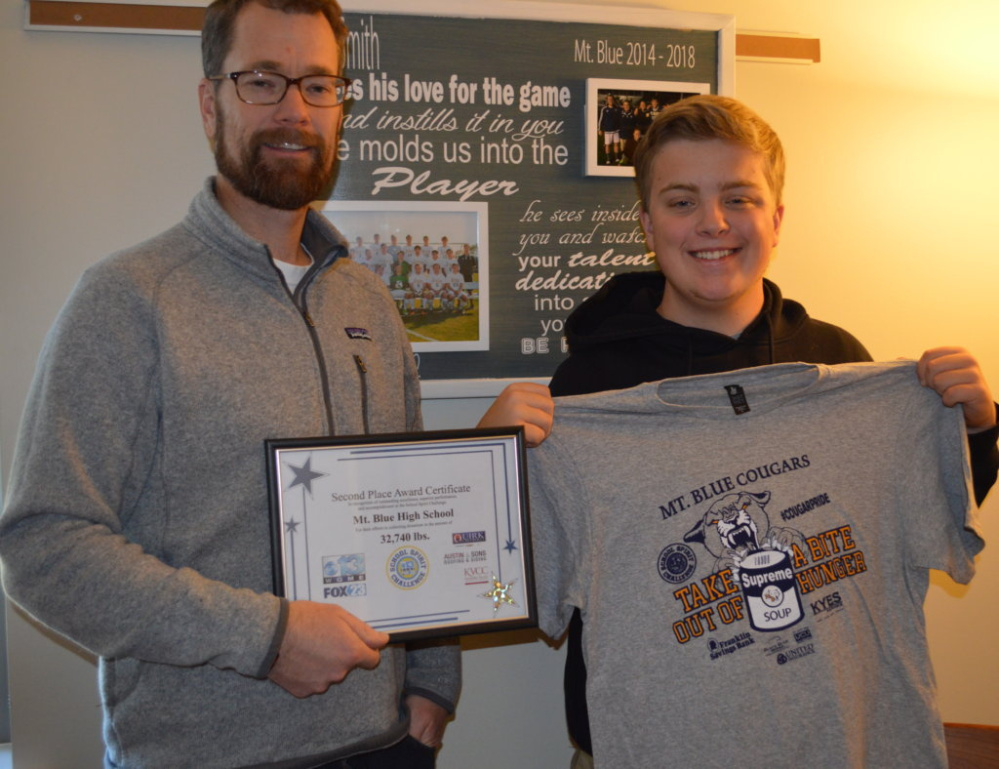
[683, 490, 804, 572]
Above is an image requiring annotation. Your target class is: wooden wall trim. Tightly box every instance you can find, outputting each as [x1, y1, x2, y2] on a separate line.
[736, 33, 821, 63]
[26, 0, 820, 63]
[28, 0, 204, 32]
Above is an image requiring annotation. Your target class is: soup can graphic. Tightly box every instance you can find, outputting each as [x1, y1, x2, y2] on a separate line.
[738, 550, 803, 632]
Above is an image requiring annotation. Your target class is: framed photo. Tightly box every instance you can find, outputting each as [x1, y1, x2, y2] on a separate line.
[317, 200, 489, 353]
[267, 427, 536, 641]
[585, 78, 711, 177]
[320, 5, 733, 388]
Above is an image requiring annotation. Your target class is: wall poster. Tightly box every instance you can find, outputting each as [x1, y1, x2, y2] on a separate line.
[330, 1, 734, 395]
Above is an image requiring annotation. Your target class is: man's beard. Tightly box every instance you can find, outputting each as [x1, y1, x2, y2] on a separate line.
[214, 109, 334, 211]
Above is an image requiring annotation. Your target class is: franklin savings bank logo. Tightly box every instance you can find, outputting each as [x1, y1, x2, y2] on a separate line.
[387, 546, 430, 589]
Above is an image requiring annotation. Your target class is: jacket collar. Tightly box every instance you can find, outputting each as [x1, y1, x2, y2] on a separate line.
[564, 272, 808, 355]
[184, 177, 348, 283]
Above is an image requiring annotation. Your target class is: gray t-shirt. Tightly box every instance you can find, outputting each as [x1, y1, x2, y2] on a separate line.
[529, 361, 983, 769]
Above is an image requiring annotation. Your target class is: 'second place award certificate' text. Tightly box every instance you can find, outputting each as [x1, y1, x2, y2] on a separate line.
[266, 428, 536, 641]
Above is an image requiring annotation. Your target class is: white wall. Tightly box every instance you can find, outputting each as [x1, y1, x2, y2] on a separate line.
[2, 0, 997, 766]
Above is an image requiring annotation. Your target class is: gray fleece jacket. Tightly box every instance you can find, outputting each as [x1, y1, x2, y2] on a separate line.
[0, 179, 460, 768]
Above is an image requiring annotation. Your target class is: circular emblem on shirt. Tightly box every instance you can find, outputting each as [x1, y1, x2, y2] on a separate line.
[387, 546, 429, 590]
[657, 543, 697, 584]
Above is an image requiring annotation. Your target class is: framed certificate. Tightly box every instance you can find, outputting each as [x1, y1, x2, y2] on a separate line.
[266, 428, 536, 641]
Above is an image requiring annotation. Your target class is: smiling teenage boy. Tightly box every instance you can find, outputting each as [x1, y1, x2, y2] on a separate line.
[549, 94, 997, 767]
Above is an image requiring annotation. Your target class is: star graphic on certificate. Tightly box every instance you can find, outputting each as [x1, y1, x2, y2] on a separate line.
[482, 576, 518, 613]
[286, 457, 326, 495]
[504, 539, 518, 554]
[284, 518, 300, 535]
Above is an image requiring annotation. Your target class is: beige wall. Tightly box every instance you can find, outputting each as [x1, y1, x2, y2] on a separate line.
[1, 0, 996, 766]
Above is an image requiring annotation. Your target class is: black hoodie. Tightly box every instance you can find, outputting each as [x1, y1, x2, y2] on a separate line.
[551, 274, 871, 393]
[549, 272, 998, 756]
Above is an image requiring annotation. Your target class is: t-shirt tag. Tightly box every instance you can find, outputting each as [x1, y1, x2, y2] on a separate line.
[724, 384, 750, 415]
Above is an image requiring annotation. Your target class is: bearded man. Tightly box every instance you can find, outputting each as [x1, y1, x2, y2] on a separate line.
[0, 1, 553, 767]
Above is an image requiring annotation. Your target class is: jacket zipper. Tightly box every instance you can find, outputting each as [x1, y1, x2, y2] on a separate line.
[277, 256, 337, 436]
[353, 355, 370, 435]
[298, 299, 337, 436]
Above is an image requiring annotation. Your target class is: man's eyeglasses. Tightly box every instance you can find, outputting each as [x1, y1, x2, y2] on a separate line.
[208, 71, 353, 107]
